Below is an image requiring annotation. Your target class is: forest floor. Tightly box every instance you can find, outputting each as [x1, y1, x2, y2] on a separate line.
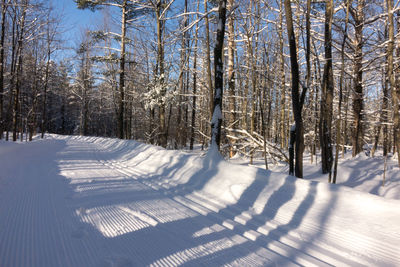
[0, 134, 399, 266]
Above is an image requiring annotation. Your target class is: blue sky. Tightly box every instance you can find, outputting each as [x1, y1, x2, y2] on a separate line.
[53, 0, 102, 57]
[55, 0, 101, 31]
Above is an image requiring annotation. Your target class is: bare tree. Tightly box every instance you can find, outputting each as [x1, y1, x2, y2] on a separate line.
[284, 0, 307, 178]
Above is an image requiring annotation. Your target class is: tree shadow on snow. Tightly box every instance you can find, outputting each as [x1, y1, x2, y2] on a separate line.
[58, 139, 360, 266]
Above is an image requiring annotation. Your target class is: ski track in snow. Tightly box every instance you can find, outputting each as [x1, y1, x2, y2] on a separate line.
[0, 135, 399, 266]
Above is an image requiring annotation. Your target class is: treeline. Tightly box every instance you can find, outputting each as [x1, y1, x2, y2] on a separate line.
[1, 0, 399, 179]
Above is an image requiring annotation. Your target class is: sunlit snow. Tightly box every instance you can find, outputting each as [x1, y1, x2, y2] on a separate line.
[0, 134, 399, 266]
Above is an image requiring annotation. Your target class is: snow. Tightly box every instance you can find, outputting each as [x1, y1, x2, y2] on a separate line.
[217, 20, 223, 32]
[210, 105, 222, 147]
[0, 135, 399, 266]
[269, 150, 400, 200]
[211, 104, 222, 125]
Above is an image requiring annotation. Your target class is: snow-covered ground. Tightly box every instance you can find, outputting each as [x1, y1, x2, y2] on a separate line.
[230, 150, 400, 200]
[0, 134, 399, 266]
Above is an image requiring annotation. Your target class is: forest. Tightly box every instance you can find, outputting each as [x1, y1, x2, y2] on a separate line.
[0, 0, 399, 180]
[1, 1, 400, 265]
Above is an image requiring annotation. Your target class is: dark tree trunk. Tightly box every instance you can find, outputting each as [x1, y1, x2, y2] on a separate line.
[350, 0, 365, 156]
[156, 0, 167, 147]
[0, 0, 6, 139]
[289, 126, 295, 175]
[29, 55, 39, 142]
[319, 0, 334, 177]
[117, 0, 127, 139]
[284, 0, 307, 178]
[210, 0, 227, 149]
[227, 0, 236, 157]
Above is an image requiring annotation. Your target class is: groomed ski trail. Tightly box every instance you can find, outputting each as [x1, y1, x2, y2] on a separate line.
[0, 135, 399, 266]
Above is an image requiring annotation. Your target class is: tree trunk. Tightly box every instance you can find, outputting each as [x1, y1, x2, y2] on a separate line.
[351, 0, 365, 156]
[319, 0, 334, 177]
[210, 0, 227, 149]
[247, 0, 260, 164]
[289, 125, 295, 175]
[204, 0, 213, 120]
[29, 51, 39, 141]
[156, 0, 167, 147]
[382, 76, 389, 157]
[333, 0, 351, 183]
[387, 0, 400, 165]
[41, 10, 53, 139]
[305, 0, 311, 89]
[6, 9, 18, 141]
[313, 55, 321, 163]
[177, 0, 188, 148]
[13, 0, 27, 141]
[0, 0, 6, 139]
[190, 0, 200, 150]
[343, 79, 350, 157]
[259, 83, 268, 170]
[249, 0, 260, 139]
[117, 0, 127, 139]
[305, 0, 312, 163]
[242, 63, 249, 130]
[278, 0, 286, 149]
[227, 0, 235, 157]
[284, 0, 306, 178]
